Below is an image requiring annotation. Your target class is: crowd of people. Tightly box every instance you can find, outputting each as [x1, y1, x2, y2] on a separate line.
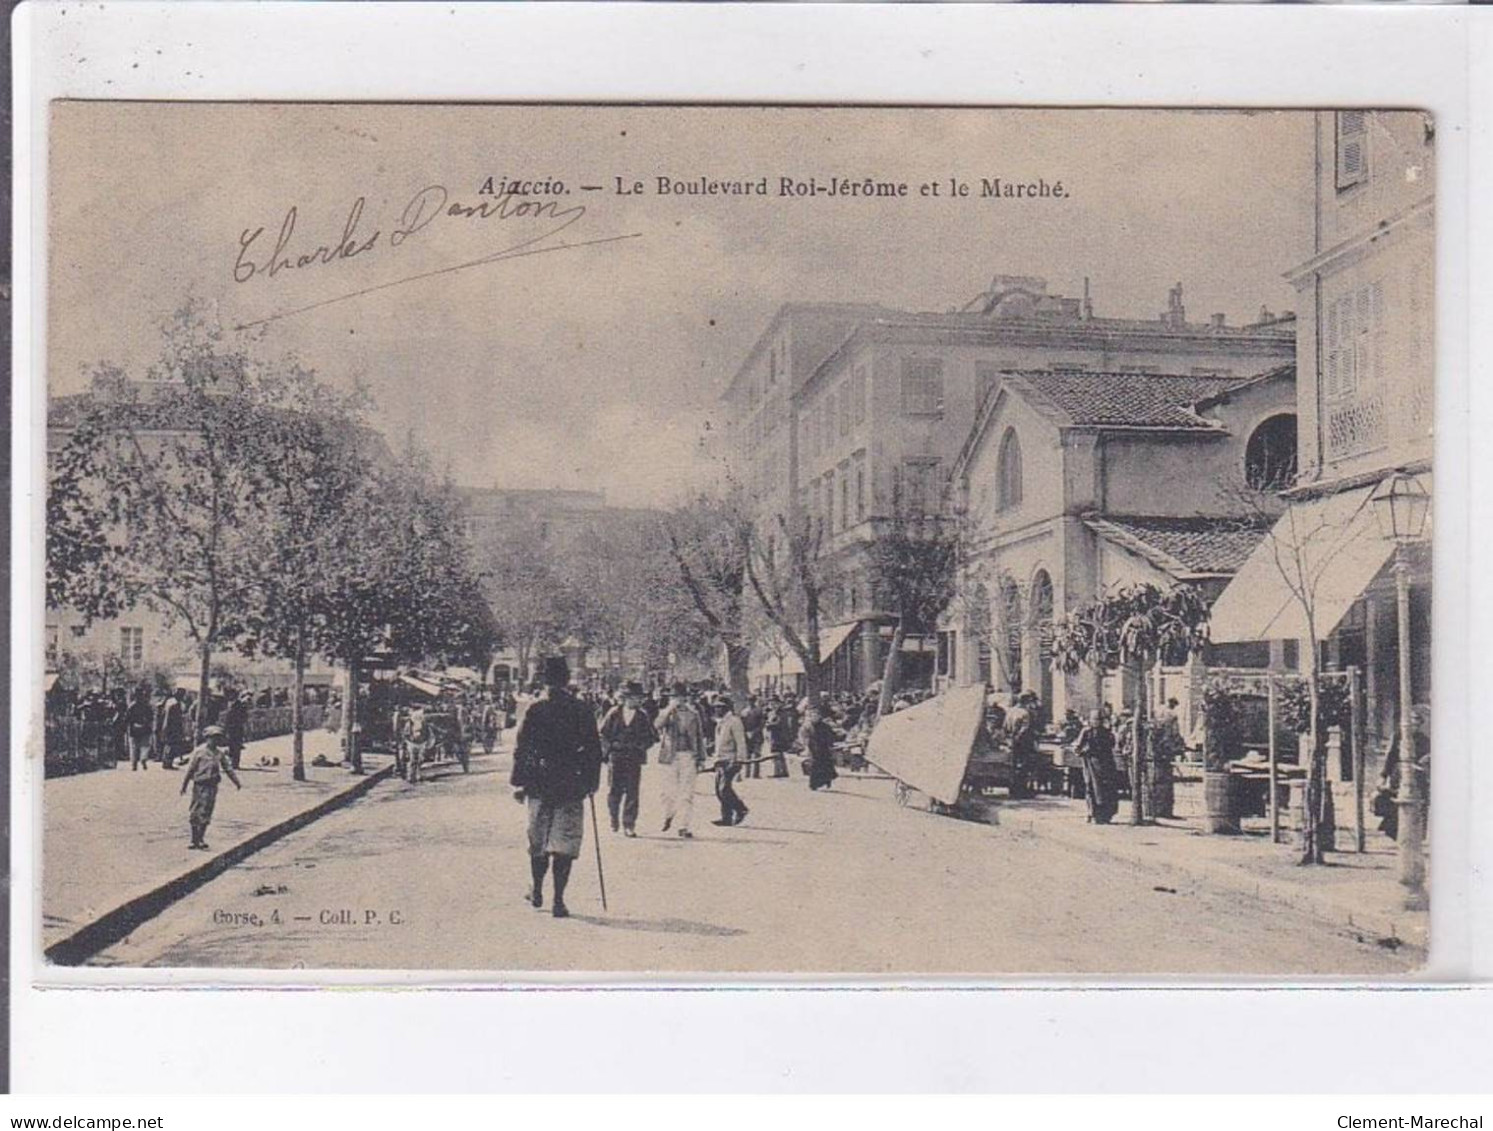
[505, 660, 893, 918]
[50, 682, 310, 774]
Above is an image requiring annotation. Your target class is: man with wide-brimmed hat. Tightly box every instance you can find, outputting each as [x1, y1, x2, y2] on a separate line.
[511, 656, 604, 918]
[178, 725, 241, 850]
[656, 681, 706, 839]
[599, 680, 658, 837]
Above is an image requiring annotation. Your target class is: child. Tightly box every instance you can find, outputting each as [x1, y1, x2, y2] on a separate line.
[179, 725, 242, 850]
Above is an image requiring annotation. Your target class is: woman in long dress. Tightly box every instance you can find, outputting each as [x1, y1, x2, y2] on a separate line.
[800, 704, 839, 791]
[1076, 710, 1119, 824]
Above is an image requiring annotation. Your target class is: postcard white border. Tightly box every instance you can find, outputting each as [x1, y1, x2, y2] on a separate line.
[11, 0, 1491, 1091]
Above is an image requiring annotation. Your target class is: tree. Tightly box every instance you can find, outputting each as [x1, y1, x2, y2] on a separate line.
[310, 447, 498, 771]
[744, 512, 835, 699]
[239, 362, 373, 780]
[48, 304, 285, 743]
[865, 506, 962, 717]
[1051, 582, 1210, 825]
[1216, 481, 1358, 864]
[662, 490, 754, 697]
[475, 511, 575, 686]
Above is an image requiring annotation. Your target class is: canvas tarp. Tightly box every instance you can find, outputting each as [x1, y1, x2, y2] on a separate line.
[399, 674, 445, 698]
[864, 684, 989, 806]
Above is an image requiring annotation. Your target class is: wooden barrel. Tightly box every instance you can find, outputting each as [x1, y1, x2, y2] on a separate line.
[1203, 770, 1239, 834]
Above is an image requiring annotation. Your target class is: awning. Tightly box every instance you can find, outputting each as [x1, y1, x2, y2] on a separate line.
[749, 621, 860, 681]
[399, 674, 445, 697]
[1209, 486, 1395, 643]
[817, 621, 859, 660]
[750, 645, 804, 680]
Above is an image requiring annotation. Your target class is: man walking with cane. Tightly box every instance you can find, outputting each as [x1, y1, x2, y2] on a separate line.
[511, 656, 604, 919]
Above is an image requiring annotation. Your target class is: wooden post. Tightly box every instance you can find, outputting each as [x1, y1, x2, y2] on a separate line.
[1267, 675, 1280, 844]
[1350, 665, 1365, 853]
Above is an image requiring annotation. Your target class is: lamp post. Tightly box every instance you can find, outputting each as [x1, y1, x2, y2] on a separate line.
[1369, 471, 1430, 911]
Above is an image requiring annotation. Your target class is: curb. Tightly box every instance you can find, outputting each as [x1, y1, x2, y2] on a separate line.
[44, 763, 397, 966]
[1018, 816, 1427, 952]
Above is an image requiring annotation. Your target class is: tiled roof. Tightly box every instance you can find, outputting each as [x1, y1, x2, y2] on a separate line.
[1004, 370, 1246, 430]
[1086, 514, 1273, 577]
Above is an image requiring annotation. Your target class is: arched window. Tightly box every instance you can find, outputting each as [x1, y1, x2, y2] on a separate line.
[1245, 414, 1298, 490]
[996, 428, 1023, 511]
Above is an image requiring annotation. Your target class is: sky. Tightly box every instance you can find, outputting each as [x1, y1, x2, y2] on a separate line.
[48, 104, 1316, 507]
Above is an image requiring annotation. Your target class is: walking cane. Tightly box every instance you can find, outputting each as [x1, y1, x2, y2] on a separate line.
[588, 792, 608, 912]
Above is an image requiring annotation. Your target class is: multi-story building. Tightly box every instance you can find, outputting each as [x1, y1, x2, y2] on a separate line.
[729, 278, 1296, 693]
[1210, 110, 1434, 767]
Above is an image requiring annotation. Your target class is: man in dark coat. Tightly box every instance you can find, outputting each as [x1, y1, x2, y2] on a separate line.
[598, 680, 658, 837]
[511, 656, 604, 919]
[1005, 691, 1039, 799]
[125, 686, 154, 771]
[156, 689, 186, 770]
[224, 691, 250, 771]
[1075, 710, 1120, 824]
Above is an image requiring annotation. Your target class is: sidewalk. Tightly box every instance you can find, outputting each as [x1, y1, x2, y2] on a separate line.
[985, 785, 1428, 952]
[43, 727, 394, 964]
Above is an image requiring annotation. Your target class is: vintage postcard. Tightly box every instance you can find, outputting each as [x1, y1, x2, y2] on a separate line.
[38, 103, 1434, 977]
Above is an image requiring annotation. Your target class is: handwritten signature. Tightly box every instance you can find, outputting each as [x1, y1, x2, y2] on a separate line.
[232, 185, 639, 329]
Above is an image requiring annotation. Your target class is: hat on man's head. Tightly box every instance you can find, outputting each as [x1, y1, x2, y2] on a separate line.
[713, 695, 734, 714]
[202, 726, 226, 741]
[541, 656, 570, 687]
[623, 681, 645, 698]
[670, 681, 688, 697]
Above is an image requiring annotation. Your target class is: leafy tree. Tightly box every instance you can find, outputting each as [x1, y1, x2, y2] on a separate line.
[318, 450, 499, 769]
[47, 304, 284, 742]
[238, 363, 373, 779]
[1051, 581, 1210, 825]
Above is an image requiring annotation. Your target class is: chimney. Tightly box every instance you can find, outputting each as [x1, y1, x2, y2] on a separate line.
[1258, 305, 1274, 325]
[1082, 276, 1094, 321]
[1211, 313, 1227, 329]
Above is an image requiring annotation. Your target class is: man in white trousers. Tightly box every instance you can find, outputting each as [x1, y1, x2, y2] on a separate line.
[656, 681, 706, 839]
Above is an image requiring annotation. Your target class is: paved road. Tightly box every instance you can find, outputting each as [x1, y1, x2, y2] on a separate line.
[94, 748, 1417, 975]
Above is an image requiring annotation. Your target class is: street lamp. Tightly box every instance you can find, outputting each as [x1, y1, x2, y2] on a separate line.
[1369, 470, 1430, 911]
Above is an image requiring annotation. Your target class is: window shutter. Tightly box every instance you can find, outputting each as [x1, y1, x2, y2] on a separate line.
[1336, 110, 1368, 189]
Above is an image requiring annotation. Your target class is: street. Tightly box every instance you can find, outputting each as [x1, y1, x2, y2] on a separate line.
[94, 747, 1417, 975]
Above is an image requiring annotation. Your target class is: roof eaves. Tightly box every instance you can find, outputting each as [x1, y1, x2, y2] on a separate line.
[1084, 516, 1194, 579]
[1192, 363, 1296, 412]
